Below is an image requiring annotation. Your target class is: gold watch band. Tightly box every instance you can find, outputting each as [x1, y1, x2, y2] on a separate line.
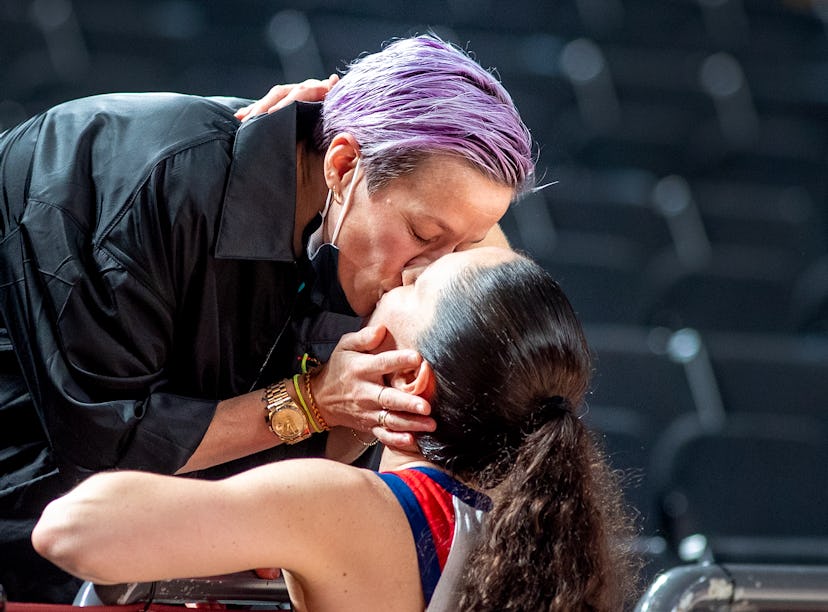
[262, 381, 312, 444]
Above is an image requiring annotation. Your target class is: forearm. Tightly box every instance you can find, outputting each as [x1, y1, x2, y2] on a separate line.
[178, 373, 383, 474]
[176, 385, 291, 474]
[181, 324, 442, 473]
[32, 459, 389, 586]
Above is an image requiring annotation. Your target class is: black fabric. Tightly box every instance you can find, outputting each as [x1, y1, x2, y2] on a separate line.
[0, 95, 360, 602]
[0, 344, 83, 602]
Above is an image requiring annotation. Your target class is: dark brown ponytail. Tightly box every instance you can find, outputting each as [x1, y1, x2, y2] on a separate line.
[415, 256, 640, 611]
[459, 409, 638, 610]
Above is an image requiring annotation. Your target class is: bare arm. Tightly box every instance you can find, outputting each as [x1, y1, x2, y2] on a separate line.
[32, 460, 418, 596]
[175, 388, 280, 473]
[177, 326, 435, 473]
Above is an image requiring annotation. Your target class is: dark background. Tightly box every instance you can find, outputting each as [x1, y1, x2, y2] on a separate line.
[4, 0, 828, 589]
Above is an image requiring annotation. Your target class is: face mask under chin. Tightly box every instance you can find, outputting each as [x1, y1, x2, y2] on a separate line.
[303, 156, 363, 317]
[305, 231, 356, 317]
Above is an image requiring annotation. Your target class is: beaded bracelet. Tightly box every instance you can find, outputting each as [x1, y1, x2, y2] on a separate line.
[350, 428, 378, 448]
[300, 353, 321, 374]
[303, 371, 330, 432]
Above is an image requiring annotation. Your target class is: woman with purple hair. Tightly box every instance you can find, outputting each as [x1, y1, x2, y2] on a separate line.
[0, 35, 535, 603]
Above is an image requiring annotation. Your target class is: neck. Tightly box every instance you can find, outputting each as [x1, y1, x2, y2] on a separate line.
[378, 446, 439, 473]
[294, 143, 327, 256]
[379, 445, 483, 494]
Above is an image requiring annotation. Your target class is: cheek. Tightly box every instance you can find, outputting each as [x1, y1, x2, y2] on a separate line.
[397, 319, 424, 349]
[383, 313, 419, 350]
[361, 232, 421, 281]
[339, 204, 421, 289]
[368, 295, 408, 338]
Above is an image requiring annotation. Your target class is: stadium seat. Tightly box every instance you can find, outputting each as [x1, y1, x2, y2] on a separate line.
[650, 412, 828, 564]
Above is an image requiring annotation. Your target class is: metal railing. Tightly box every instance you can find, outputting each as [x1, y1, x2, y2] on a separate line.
[74, 572, 291, 608]
[635, 563, 828, 611]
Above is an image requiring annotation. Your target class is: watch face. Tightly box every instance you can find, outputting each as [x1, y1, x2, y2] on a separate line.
[270, 407, 307, 440]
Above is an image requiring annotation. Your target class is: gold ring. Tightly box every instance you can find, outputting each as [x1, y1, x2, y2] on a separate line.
[377, 409, 389, 429]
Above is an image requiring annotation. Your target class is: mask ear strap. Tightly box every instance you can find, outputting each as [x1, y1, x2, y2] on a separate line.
[320, 188, 334, 219]
[330, 156, 361, 246]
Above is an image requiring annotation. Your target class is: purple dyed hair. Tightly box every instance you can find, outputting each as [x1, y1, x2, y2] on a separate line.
[321, 35, 535, 197]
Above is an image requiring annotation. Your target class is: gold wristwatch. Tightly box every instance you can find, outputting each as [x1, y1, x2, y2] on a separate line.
[262, 382, 312, 444]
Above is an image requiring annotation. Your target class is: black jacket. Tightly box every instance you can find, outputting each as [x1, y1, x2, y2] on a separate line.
[0, 94, 357, 483]
[0, 94, 363, 602]
[0, 94, 359, 602]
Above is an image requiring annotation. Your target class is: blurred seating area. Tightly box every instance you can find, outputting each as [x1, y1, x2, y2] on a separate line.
[3, 0, 828, 606]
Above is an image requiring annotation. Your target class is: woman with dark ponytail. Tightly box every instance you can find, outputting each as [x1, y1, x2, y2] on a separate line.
[32, 247, 639, 611]
[417, 254, 638, 610]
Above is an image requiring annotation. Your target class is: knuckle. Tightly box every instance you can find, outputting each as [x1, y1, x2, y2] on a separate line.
[377, 353, 394, 370]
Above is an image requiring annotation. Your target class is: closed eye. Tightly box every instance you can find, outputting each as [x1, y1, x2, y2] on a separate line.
[411, 230, 434, 245]
[409, 222, 440, 245]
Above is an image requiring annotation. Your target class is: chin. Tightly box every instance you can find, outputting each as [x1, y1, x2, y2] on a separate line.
[353, 289, 383, 319]
[343, 290, 370, 318]
[353, 303, 373, 318]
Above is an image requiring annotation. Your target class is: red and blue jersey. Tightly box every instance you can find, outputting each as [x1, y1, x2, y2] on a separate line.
[377, 467, 491, 606]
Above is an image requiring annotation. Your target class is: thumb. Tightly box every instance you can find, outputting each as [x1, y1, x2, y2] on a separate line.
[338, 325, 387, 352]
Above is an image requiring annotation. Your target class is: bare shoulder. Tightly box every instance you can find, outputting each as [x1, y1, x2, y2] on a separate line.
[226, 458, 411, 557]
[241, 459, 424, 611]
[232, 457, 391, 499]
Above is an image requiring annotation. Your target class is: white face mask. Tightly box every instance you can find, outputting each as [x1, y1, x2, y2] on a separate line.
[308, 156, 362, 256]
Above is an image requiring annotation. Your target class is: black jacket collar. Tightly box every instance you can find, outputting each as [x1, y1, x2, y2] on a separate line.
[215, 102, 321, 261]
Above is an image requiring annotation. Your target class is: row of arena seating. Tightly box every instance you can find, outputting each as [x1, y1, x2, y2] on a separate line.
[579, 323, 828, 584]
[486, 3, 828, 589]
[501, 176, 828, 334]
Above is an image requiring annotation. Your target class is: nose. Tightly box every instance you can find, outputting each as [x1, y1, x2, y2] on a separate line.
[405, 243, 457, 270]
[431, 242, 459, 261]
[401, 264, 428, 286]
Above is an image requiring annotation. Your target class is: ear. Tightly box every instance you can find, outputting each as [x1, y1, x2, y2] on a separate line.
[388, 360, 436, 402]
[324, 133, 361, 192]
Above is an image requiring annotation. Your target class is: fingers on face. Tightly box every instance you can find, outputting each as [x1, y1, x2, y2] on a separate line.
[338, 325, 386, 351]
[372, 406, 435, 434]
[374, 428, 418, 452]
[376, 386, 429, 415]
[374, 350, 422, 375]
